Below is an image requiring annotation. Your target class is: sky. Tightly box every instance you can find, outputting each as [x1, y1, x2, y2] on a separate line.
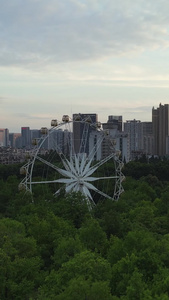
[1, 0, 169, 132]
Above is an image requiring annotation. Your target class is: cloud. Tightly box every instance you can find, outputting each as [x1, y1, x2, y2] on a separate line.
[1, 0, 169, 70]
[0, 96, 5, 103]
[0, 0, 169, 132]
[14, 112, 53, 120]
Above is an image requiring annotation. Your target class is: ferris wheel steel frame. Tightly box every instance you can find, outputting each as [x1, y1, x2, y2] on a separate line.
[19, 117, 125, 205]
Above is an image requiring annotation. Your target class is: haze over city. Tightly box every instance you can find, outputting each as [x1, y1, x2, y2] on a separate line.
[1, 0, 169, 132]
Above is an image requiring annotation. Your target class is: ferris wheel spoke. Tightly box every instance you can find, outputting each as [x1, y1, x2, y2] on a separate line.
[65, 182, 77, 193]
[74, 155, 80, 174]
[54, 186, 65, 195]
[82, 131, 105, 171]
[36, 155, 75, 178]
[83, 164, 98, 177]
[58, 154, 69, 171]
[84, 181, 112, 199]
[57, 153, 73, 173]
[54, 151, 75, 175]
[83, 152, 116, 177]
[64, 122, 74, 156]
[82, 185, 94, 202]
[36, 155, 60, 172]
[55, 178, 76, 184]
[65, 157, 78, 176]
[88, 132, 104, 161]
[79, 153, 87, 173]
[82, 153, 111, 177]
[81, 157, 94, 176]
[83, 181, 113, 200]
[83, 181, 98, 192]
[83, 175, 118, 182]
[72, 184, 80, 193]
[81, 188, 95, 209]
[61, 159, 70, 172]
[79, 122, 89, 153]
[94, 188, 114, 200]
[57, 167, 76, 178]
[31, 179, 59, 184]
[92, 152, 116, 169]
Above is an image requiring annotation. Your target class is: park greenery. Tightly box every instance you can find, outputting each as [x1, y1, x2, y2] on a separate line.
[1, 156, 169, 299]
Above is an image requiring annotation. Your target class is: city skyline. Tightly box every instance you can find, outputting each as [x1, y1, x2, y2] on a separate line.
[0, 110, 153, 133]
[1, 0, 169, 132]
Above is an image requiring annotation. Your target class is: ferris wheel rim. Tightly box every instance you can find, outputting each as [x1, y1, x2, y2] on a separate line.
[20, 117, 124, 203]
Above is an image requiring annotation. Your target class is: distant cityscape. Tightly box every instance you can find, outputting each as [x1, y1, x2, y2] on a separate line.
[0, 103, 169, 164]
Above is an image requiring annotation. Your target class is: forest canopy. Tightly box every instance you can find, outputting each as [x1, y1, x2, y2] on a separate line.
[1, 157, 169, 299]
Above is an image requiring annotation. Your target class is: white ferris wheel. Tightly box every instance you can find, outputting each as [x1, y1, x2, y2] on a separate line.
[19, 115, 125, 207]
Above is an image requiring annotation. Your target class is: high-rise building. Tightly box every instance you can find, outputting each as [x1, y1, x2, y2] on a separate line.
[73, 113, 98, 155]
[102, 117, 129, 162]
[0, 128, 9, 147]
[152, 103, 169, 156]
[49, 128, 64, 151]
[89, 130, 102, 161]
[115, 132, 130, 163]
[15, 134, 22, 148]
[21, 127, 31, 148]
[124, 119, 142, 160]
[63, 129, 72, 156]
[105, 115, 123, 131]
[9, 133, 15, 148]
[124, 120, 154, 159]
[141, 122, 153, 156]
[31, 129, 40, 140]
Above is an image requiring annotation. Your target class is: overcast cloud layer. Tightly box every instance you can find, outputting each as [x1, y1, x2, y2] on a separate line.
[0, 0, 169, 131]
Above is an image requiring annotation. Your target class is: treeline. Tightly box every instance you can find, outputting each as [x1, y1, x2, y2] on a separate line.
[123, 155, 169, 179]
[1, 158, 169, 299]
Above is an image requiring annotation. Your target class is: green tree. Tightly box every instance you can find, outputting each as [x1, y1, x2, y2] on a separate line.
[125, 269, 152, 300]
[107, 235, 126, 265]
[0, 176, 19, 216]
[52, 192, 91, 228]
[129, 201, 156, 230]
[55, 278, 114, 300]
[79, 218, 108, 255]
[39, 250, 112, 299]
[111, 253, 139, 296]
[52, 236, 83, 269]
[0, 218, 42, 300]
[18, 209, 77, 268]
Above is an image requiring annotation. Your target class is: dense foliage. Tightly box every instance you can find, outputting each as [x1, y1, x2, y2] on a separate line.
[1, 157, 169, 299]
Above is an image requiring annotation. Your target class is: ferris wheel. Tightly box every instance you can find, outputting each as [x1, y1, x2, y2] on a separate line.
[19, 115, 125, 206]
